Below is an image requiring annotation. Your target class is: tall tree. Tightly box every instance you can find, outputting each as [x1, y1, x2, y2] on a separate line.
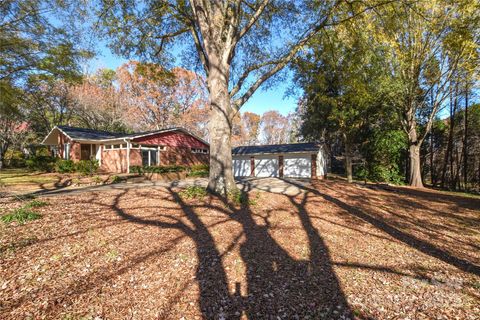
[370, 0, 479, 187]
[94, 0, 383, 194]
[259, 110, 290, 144]
[1, 0, 91, 165]
[242, 112, 261, 145]
[294, 17, 387, 183]
[116, 62, 209, 134]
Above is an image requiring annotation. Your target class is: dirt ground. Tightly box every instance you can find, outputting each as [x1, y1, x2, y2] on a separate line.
[0, 179, 479, 319]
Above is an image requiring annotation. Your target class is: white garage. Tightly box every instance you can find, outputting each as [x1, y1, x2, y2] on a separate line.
[232, 142, 327, 179]
[284, 154, 311, 178]
[254, 156, 279, 177]
[233, 156, 251, 177]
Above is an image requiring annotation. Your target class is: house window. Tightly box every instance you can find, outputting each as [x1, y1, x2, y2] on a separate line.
[141, 149, 158, 166]
[191, 148, 208, 154]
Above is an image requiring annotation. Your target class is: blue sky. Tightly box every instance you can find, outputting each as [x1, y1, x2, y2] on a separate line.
[87, 45, 300, 117]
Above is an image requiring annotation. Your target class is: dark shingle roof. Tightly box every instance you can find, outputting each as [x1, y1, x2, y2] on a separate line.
[57, 126, 125, 140]
[54, 126, 208, 145]
[232, 142, 320, 155]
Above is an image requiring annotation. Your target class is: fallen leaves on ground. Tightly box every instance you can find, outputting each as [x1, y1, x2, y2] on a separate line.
[0, 179, 479, 319]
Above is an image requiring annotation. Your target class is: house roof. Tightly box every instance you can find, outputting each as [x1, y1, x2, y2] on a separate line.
[42, 125, 209, 146]
[56, 126, 125, 140]
[232, 142, 321, 155]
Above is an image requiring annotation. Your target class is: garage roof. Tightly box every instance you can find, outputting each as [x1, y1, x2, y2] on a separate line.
[232, 142, 321, 155]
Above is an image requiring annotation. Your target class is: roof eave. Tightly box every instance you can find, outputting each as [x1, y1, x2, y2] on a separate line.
[232, 150, 320, 156]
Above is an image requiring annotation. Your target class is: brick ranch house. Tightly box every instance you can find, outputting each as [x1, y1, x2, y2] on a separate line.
[42, 126, 209, 173]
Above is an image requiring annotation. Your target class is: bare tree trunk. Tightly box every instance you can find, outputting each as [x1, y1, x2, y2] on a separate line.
[463, 86, 469, 190]
[343, 134, 353, 183]
[408, 142, 423, 188]
[0, 143, 7, 170]
[430, 132, 435, 186]
[345, 153, 353, 183]
[441, 86, 456, 189]
[206, 59, 237, 195]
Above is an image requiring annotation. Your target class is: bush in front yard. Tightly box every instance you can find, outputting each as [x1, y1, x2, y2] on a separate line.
[187, 164, 209, 178]
[75, 160, 99, 175]
[190, 164, 209, 172]
[55, 160, 75, 173]
[25, 155, 56, 172]
[129, 165, 187, 174]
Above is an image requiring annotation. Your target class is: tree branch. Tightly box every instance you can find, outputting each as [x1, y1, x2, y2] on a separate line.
[232, 0, 396, 110]
[235, 0, 270, 43]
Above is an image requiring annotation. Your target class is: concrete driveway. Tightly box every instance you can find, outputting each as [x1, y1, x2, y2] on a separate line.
[5, 177, 310, 198]
[237, 177, 309, 196]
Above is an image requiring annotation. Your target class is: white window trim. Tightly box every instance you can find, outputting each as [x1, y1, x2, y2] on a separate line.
[191, 148, 209, 154]
[64, 143, 70, 160]
[141, 149, 159, 166]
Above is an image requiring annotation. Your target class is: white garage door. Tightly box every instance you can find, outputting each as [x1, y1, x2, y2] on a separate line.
[233, 157, 251, 177]
[255, 156, 279, 177]
[284, 155, 311, 178]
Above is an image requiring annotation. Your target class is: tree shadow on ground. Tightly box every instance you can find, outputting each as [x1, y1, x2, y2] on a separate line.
[285, 179, 480, 277]
[109, 185, 353, 318]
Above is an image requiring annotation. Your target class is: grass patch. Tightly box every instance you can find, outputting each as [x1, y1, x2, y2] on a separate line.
[1, 199, 47, 225]
[180, 185, 207, 199]
[25, 199, 48, 208]
[0, 168, 59, 186]
[228, 189, 260, 206]
[111, 175, 121, 184]
[1, 207, 42, 224]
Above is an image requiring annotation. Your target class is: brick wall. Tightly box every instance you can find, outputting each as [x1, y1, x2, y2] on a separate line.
[57, 133, 81, 161]
[133, 131, 208, 149]
[160, 146, 208, 166]
[101, 149, 128, 173]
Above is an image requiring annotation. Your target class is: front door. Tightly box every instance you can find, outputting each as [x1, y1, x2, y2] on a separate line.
[80, 144, 96, 160]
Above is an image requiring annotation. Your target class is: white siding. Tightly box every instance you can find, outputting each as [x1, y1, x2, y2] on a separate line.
[284, 154, 311, 178]
[233, 157, 251, 177]
[255, 156, 279, 177]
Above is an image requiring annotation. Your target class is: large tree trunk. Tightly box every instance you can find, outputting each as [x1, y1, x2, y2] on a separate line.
[206, 59, 237, 196]
[407, 124, 423, 188]
[408, 143, 423, 187]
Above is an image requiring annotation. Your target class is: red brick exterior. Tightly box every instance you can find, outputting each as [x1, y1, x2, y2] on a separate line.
[133, 131, 208, 148]
[54, 129, 209, 174]
[101, 149, 128, 173]
[57, 132, 81, 161]
[250, 157, 255, 176]
[279, 155, 284, 178]
[311, 154, 317, 179]
[160, 146, 208, 166]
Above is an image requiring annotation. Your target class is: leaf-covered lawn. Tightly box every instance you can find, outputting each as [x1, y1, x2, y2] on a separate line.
[0, 180, 479, 319]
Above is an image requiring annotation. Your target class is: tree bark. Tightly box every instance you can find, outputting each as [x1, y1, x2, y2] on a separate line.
[408, 143, 423, 187]
[206, 58, 237, 195]
[441, 85, 456, 189]
[430, 132, 435, 186]
[463, 85, 468, 189]
[344, 135, 353, 183]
